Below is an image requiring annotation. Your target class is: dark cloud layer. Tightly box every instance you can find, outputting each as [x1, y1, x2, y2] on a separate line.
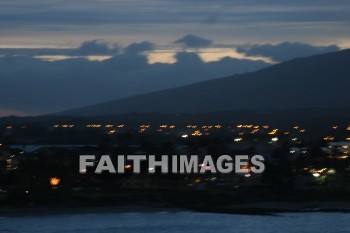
[1, 0, 349, 27]
[0, 41, 154, 57]
[237, 42, 340, 62]
[0, 0, 349, 53]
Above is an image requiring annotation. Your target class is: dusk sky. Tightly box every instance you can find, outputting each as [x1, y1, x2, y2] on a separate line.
[0, 0, 349, 116]
[1, 0, 349, 48]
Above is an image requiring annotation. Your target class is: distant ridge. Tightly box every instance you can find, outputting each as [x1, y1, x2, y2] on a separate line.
[59, 49, 350, 116]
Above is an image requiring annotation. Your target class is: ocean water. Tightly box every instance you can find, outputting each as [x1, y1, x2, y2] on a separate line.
[0, 211, 349, 233]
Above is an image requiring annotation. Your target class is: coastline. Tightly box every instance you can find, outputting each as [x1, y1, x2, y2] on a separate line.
[191, 201, 350, 215]
[1, 201, 350, 217]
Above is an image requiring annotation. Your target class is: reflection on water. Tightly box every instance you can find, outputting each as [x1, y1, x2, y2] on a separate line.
[0, 212, 349, 233]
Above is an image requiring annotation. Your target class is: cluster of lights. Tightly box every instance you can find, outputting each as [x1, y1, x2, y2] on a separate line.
[237, 124, 254, 128]
[268, 129, 278, 135]
[159, 125, 175, 129]
[10, 122, 350, 145]
[85, 124, 124, 128]
[54, 124, 74, 128]
[250, 129, 259, 134]
[192, 130, 203, 136]
[86, 124, 102, 128]
[138, 125, 150, 133]
[324, 136, 335, 141]
[310, 168, 336, 180]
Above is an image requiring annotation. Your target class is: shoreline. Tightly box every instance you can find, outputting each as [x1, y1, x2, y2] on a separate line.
[1, 201, 350, 217]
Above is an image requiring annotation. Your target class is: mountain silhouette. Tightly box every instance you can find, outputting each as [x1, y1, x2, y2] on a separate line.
[59, 49, 350, 116]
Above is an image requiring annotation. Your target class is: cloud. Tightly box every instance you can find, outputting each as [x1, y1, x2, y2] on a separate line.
[77, 40, 119, 55]
[237, 42, 340, 62]
[174, 34, 213, 48]
[123, 41, 154, 54]
[0, 48, 72, 56]
[0, 40, 120, 56]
